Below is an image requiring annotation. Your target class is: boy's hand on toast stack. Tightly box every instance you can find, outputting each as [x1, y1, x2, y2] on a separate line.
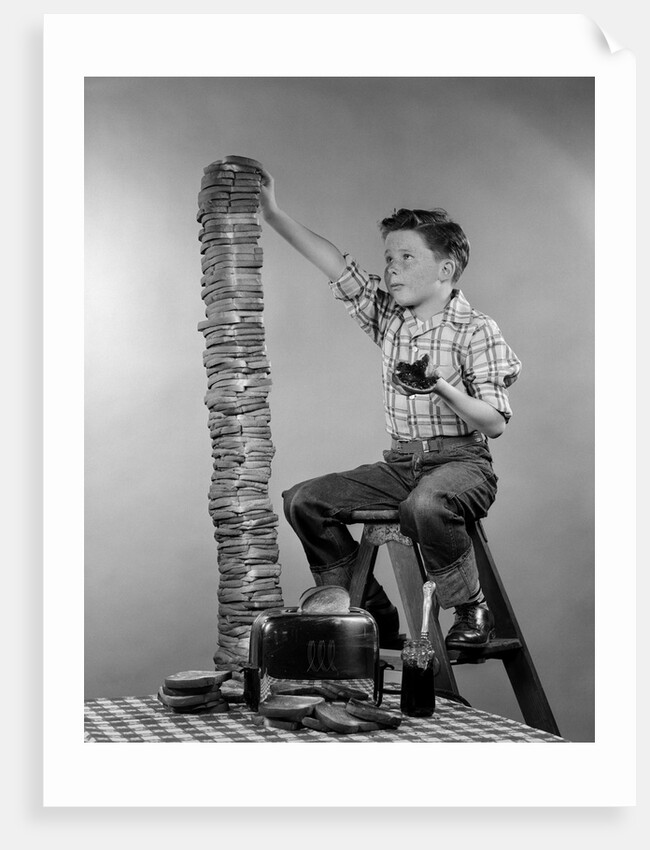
[258, 164, 278, 220]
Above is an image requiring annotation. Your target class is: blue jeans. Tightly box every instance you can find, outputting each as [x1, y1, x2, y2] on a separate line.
[282, 433, 498, 609]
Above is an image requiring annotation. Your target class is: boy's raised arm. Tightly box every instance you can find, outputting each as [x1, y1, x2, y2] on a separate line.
[259, 165, 348, 282]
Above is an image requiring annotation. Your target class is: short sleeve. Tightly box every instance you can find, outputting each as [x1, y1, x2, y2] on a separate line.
[329, 253, 379, 299]
[463, 319, 522, 421]
[328, 253, 394, 346]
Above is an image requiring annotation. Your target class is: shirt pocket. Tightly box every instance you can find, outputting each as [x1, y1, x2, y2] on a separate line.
[415, 343, 467, 394]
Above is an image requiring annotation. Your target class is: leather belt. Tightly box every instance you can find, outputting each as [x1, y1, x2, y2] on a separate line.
[390, 431, 485, 454]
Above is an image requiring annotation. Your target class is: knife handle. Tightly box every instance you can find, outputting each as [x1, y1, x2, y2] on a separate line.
[420, 580, 436, 638]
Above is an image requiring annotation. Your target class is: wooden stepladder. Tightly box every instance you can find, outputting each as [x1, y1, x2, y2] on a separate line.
[347, 509, 560, 737]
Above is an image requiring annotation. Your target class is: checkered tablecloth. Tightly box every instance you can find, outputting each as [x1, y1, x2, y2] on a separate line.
[84, 693, 566, 743]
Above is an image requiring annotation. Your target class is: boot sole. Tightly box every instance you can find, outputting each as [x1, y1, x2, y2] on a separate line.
[445, 628, 496, 651]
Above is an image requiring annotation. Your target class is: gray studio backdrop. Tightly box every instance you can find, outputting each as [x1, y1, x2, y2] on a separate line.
[84, 77, 594, 742]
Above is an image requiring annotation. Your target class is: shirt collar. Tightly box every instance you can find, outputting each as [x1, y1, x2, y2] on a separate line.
[444, 289, 472, 324]
[402, 289, 472, 333]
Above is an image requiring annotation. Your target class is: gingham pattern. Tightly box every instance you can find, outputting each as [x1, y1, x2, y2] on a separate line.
[329, 254, 522, 439]
[84, 694, 565, 743]
[260, 676, 375, 702]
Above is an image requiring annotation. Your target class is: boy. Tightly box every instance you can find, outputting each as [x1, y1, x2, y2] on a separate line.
[259, 165, 521, 649]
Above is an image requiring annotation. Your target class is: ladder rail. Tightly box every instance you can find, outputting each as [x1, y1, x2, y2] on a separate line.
[348, 510, 561, 737]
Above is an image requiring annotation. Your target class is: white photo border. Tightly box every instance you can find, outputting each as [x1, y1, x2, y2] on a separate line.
[43, 13, 635, 807]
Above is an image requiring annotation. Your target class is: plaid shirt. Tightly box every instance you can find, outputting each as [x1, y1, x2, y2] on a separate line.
[329, 254, 521, 439]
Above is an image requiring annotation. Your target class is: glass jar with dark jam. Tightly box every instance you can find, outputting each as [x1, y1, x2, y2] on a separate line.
[400, 637, 436, 717]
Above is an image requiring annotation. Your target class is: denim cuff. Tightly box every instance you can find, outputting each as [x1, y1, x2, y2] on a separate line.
[427, 544, 480, 609]
[309, 543, 359, 589]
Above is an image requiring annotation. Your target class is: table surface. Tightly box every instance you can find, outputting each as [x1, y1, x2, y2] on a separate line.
[84, 692, 566, 744]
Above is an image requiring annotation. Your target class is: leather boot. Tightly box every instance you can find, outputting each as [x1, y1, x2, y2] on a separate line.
[445, 601, 495, 649]
[365, 581, 402, 649]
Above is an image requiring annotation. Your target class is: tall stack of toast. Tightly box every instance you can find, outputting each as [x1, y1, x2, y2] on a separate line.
[197, 155, 284, 672]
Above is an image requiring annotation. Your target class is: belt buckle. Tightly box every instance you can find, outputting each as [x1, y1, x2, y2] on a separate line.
[421, 439, 430, 453]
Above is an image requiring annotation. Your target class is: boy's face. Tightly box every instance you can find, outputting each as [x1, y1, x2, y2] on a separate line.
[383, 229, 448, 314]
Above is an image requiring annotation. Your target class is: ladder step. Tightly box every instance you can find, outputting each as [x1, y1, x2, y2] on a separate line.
[358, 515, 560, 736]
[448, 638, 522, 664]
[382, 638, 523, 667]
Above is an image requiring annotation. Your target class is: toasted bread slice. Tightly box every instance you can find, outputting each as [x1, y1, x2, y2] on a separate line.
[345, 698, 402, 728]
[298, 585, 350, 614]
[324, 682, 370, 701]
[258, 695, 325, 721]
[222, 155, 263, 170]
[270, 682, 327, 697]
[316, 681, 344, 701]
[164, 670, 231, 690]
[263, 717, 302, 731]
[314, 703, 361, 734]
[302, 716, 330, 732]
[157, 685, 223, 709]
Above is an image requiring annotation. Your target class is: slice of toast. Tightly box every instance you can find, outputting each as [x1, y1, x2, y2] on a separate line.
[157, 685, 224, 709]
[163, 670, 231, 690]
[262, 717, 302, 731]
[222, 155, 263, 170]
[258, 695, 325, 721]
[345, 698, 402, 728]
[298, 585, 350, 614]
[314, 702, 361, 734]
[323, 682, 369, 701]
[270, 682, 327, 697]
[301, 716, 330, 732]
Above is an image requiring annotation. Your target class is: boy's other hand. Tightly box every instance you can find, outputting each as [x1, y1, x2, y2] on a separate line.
[391, 369, 441, 396]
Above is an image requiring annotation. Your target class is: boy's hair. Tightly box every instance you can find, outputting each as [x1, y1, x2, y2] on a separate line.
[378, 208, 470, 284]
